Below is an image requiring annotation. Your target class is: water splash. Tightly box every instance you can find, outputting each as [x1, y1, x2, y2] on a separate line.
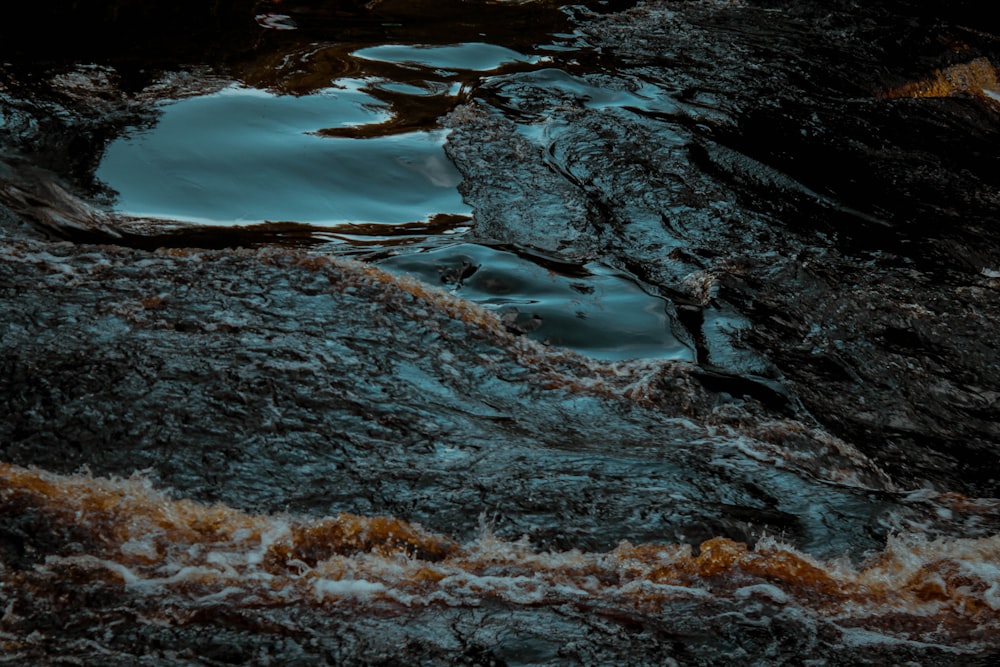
[3, 462, 1000, 658]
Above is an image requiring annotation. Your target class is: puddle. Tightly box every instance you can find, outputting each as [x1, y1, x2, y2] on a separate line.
[352, 42, 543, 72]
[378, 243, 694, 361]
[96, 84, 470, 227]
[93, 41, 560, 231]
[85, 38, 697, 361]
[491, 68, 681, 115]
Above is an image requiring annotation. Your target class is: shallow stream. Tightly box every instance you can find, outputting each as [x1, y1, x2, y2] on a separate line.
[3, 0, 1000, 664]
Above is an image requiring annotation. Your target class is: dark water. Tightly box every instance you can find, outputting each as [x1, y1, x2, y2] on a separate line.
[3, 0, 1000, 664]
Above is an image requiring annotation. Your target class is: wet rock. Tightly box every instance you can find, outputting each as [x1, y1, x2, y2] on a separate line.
[441, 0, 1000, 497]
[4, 0, 1000, 663]
[0, 237, 903, 558]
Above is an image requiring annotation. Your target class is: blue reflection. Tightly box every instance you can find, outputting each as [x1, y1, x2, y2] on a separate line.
[96, 84, 470, 226]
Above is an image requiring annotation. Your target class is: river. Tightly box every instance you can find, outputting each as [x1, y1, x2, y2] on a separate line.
[2, 1, 1000, 664]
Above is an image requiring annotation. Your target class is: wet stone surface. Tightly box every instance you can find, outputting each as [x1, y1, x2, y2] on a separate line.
[3, 0, 1000, 664]
[442, 0, 1000, 496]
[0, 239, 898, 557]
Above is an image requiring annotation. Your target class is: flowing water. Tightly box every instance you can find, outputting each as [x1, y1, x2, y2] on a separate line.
[2, 0, 1000, 664]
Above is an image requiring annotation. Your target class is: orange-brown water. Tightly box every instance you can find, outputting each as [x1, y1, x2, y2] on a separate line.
[3, 463, 1000, 651]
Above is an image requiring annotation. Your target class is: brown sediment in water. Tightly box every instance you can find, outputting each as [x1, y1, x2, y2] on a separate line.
[881, 57, 1000, 101]
[3, 461, 1000, 645]
[613, 538, 850, 599]
[266, 514, 459, 567]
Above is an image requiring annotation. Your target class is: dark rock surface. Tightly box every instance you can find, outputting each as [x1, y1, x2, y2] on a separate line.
[443, 0, 1000, 496]
[4, 0, 1000, 663]
[0, 238, 900, 556]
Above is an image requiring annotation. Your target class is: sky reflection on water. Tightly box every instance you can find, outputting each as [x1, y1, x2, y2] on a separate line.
[97, 84, 469, 226]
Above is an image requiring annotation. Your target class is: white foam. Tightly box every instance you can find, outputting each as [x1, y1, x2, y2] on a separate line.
[120, 537, 160, 560]
[734, 584, 790, 604]
[835, 625, 967, 653]
[193, 586, 250, 604]
[618, 579, 711, 599]
[313, 578, 387, 600]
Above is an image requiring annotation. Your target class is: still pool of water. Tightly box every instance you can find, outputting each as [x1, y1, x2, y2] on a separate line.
[352, 42, 542, 71]
[96, 83, 469, 226]
[379, 243, 694, 360]
[91, 37, 696, 362]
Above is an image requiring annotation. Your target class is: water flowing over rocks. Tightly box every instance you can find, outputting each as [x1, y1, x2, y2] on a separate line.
[440, 0, 1000, 496]
[3, 0, 1000, 663]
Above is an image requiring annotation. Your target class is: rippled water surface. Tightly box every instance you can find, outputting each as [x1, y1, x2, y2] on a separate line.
[3, 0, 1000, 664]
[379, 243, 694, 359]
